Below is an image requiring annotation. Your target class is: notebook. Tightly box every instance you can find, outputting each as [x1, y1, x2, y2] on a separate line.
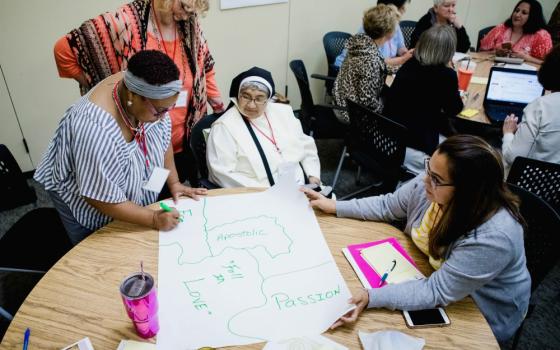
[342, 238, 424, 289]
[483, 66, 544, 122]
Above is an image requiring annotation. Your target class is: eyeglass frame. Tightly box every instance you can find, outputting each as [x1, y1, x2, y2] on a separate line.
[238, 93, 269, 106]
[424, 157, 454, 188]
[142, 97, 176, 118]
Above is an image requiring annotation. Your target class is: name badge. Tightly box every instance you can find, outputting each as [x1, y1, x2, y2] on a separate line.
[142, 167, 170, 193]
[176, 90, 188, 108]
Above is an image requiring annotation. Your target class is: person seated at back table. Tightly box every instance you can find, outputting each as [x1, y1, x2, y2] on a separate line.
[302, 135, 530, 344]
[501, 44, 560, 175]
[206, 67, 321, 187]
[34, 50, 207, 245]
[333, 4, 400, 124]
[383, 25, 463, 174]
[334, 0, 415, 70]
[410, 0, 471, 53]
[480, 0, 552, 65]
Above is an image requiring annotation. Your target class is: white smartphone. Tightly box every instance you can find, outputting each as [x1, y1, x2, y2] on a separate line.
[402, 308, 451, 328]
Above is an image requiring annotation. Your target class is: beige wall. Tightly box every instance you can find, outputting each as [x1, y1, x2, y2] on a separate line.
[0, 0, 557, 171]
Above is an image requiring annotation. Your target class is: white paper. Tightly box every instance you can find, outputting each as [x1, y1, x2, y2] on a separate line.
[504, 63, 537, 71]
[142, 167, 169, 193]
[263, 334, 348, 350]
[359, 330, 425, 350]
[220, 0, 287, 10]
[157, 170, 353, 349]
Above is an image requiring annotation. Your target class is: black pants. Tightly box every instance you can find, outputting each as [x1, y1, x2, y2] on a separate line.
[158, 146, 199, 200]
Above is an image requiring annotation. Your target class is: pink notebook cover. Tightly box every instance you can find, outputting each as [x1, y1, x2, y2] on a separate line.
[343, 237, 418, 289]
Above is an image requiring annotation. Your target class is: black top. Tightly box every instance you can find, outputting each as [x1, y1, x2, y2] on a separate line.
[410, 10, 471, 53]
[383, 57, 463, 154]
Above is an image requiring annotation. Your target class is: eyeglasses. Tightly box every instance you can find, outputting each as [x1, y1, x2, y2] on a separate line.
[239, 93, 269, 105]
[143, 98, 175, 118]
[424, 158, 454, 188]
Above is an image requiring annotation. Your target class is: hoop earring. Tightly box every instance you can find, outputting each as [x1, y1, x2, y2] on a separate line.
[127, 100, 133, 106]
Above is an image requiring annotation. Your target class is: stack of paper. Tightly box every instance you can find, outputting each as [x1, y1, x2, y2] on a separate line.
[360, 243, 424, 284]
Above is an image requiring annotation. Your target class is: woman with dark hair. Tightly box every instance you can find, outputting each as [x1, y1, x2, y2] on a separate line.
[502, 44, 560, 173]
[35, 50, 207, 245]
[480, 0, 552, 64]
[410, 0, 471, 53]
[206, 67, 321, 187]
[303, 135, 530, 343]
[54, 0, 224, 188]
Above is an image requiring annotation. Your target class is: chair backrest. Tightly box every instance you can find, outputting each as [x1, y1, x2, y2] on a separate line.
[323, 31, 351, 67]
[346, 100, 407, 192]
[507, 157, 560, 216]
[447, 116, 502, 149]
[400, 20, 417, 49]
[0, 144, 36, 211]
[289, 59, 316, 133]
[508, 183, 560, 292]
[189, 113, 220, 180]
[476, 25, 495, 51]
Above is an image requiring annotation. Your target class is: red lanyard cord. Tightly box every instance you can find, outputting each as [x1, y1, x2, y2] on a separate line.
[112, 81, 150, 171]
[248, 113, 281, 154]
[151, 1, 177, 61]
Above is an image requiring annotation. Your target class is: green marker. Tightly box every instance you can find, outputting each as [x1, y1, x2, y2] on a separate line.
[159, 202, 183, 222]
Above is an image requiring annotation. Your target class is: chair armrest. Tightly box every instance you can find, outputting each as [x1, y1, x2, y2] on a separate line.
[311, 73, 336, 82]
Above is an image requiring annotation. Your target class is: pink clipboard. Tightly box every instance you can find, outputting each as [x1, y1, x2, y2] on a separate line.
[343, 237, 419, 289]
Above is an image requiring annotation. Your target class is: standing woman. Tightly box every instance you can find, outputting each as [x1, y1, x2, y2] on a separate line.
[54, 0, 224, 187]
[303, 135, 530, 343]
[333, 4, 400, 123]
[480, 0, 552, 64]
[410, 0, 471, 53]
[35, 50, 207, 245]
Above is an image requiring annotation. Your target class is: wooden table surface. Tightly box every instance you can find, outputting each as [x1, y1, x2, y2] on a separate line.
[0, 188, 499, 349]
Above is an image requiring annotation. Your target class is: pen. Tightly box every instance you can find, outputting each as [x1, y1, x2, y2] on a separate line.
[23, 328, 30, 350]
[159, 202, 183, 222]
[378, 259, 397, 287]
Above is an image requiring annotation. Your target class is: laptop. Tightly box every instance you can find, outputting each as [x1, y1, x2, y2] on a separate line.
[483, 66, 544, 122]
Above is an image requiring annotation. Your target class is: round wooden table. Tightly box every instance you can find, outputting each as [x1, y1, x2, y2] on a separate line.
[0, 189, 499, 349]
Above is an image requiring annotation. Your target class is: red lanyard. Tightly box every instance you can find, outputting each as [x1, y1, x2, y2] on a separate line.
[151, 1, 177, 61]
[248, 113, 281, 154]
[112, 81, 150, 171]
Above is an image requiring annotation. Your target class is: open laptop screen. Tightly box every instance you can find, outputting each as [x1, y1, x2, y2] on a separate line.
[486, 69, 543, 105]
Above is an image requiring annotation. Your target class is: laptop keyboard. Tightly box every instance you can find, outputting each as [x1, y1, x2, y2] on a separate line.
[485, 105, 523, 122]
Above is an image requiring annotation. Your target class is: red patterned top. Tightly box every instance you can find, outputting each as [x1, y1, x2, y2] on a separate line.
[480, 23, 552, 60]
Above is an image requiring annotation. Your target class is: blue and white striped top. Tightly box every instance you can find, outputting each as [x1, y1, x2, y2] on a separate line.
[34, 93, 171, 231]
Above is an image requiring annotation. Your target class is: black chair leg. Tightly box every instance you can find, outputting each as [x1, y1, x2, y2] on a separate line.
[331, 146, 347, 191]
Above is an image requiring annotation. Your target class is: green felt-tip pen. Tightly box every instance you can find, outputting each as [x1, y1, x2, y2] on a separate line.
[159, 202, 184, 222]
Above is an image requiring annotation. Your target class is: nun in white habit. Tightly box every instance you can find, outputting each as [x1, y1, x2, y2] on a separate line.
[206, 66, 321, 188]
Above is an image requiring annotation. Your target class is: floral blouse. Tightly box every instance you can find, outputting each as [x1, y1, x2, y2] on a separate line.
[480, 23, 552, 60]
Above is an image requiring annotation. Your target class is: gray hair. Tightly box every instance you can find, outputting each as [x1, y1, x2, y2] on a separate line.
[414, 24, 456, 66]
[433, 0, 449, 6]
[239, 81, 270, 96]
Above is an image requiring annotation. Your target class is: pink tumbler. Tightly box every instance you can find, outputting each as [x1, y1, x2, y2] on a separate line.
[119, 272, 159, 338]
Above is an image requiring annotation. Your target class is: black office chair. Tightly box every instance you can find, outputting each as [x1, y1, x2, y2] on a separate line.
[447, 116, 502, 149]
[507, 184, 560, 349]
[400, 20, 417, 49]
[313, 31, 351, 101]
[0, 208, 72, 321]
[507, 157, 560, 216]
[476, 25, 495, 52]
[336, 100, 410, 200]
[189, 113, 221, 189]
[0, 144, 36, 211]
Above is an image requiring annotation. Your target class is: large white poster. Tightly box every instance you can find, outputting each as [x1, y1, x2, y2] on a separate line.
[157, 173, 353, 349]
[220, 0, 288, 10]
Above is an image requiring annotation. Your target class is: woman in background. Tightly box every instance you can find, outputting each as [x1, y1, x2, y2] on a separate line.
[333, 4, 400, 123]
[480, 0, 552, 64]
[35, 51, 206, 245]
[502, 45, 560, 174]
[383, 25, 463, 174]
[207, 67, 321, 188]
[54, 0, 224, 188]
[303, 135, 530, 344]
[410, 0, 471, 53]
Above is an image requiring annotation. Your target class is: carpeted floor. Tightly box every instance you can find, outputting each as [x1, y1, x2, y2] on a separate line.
[1, 139, 559, 348]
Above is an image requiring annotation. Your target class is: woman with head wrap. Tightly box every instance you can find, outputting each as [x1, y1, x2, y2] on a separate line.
[35, 50, 207, 245]
[53, 0, 224, 188]
[206, 67, 321, 188]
